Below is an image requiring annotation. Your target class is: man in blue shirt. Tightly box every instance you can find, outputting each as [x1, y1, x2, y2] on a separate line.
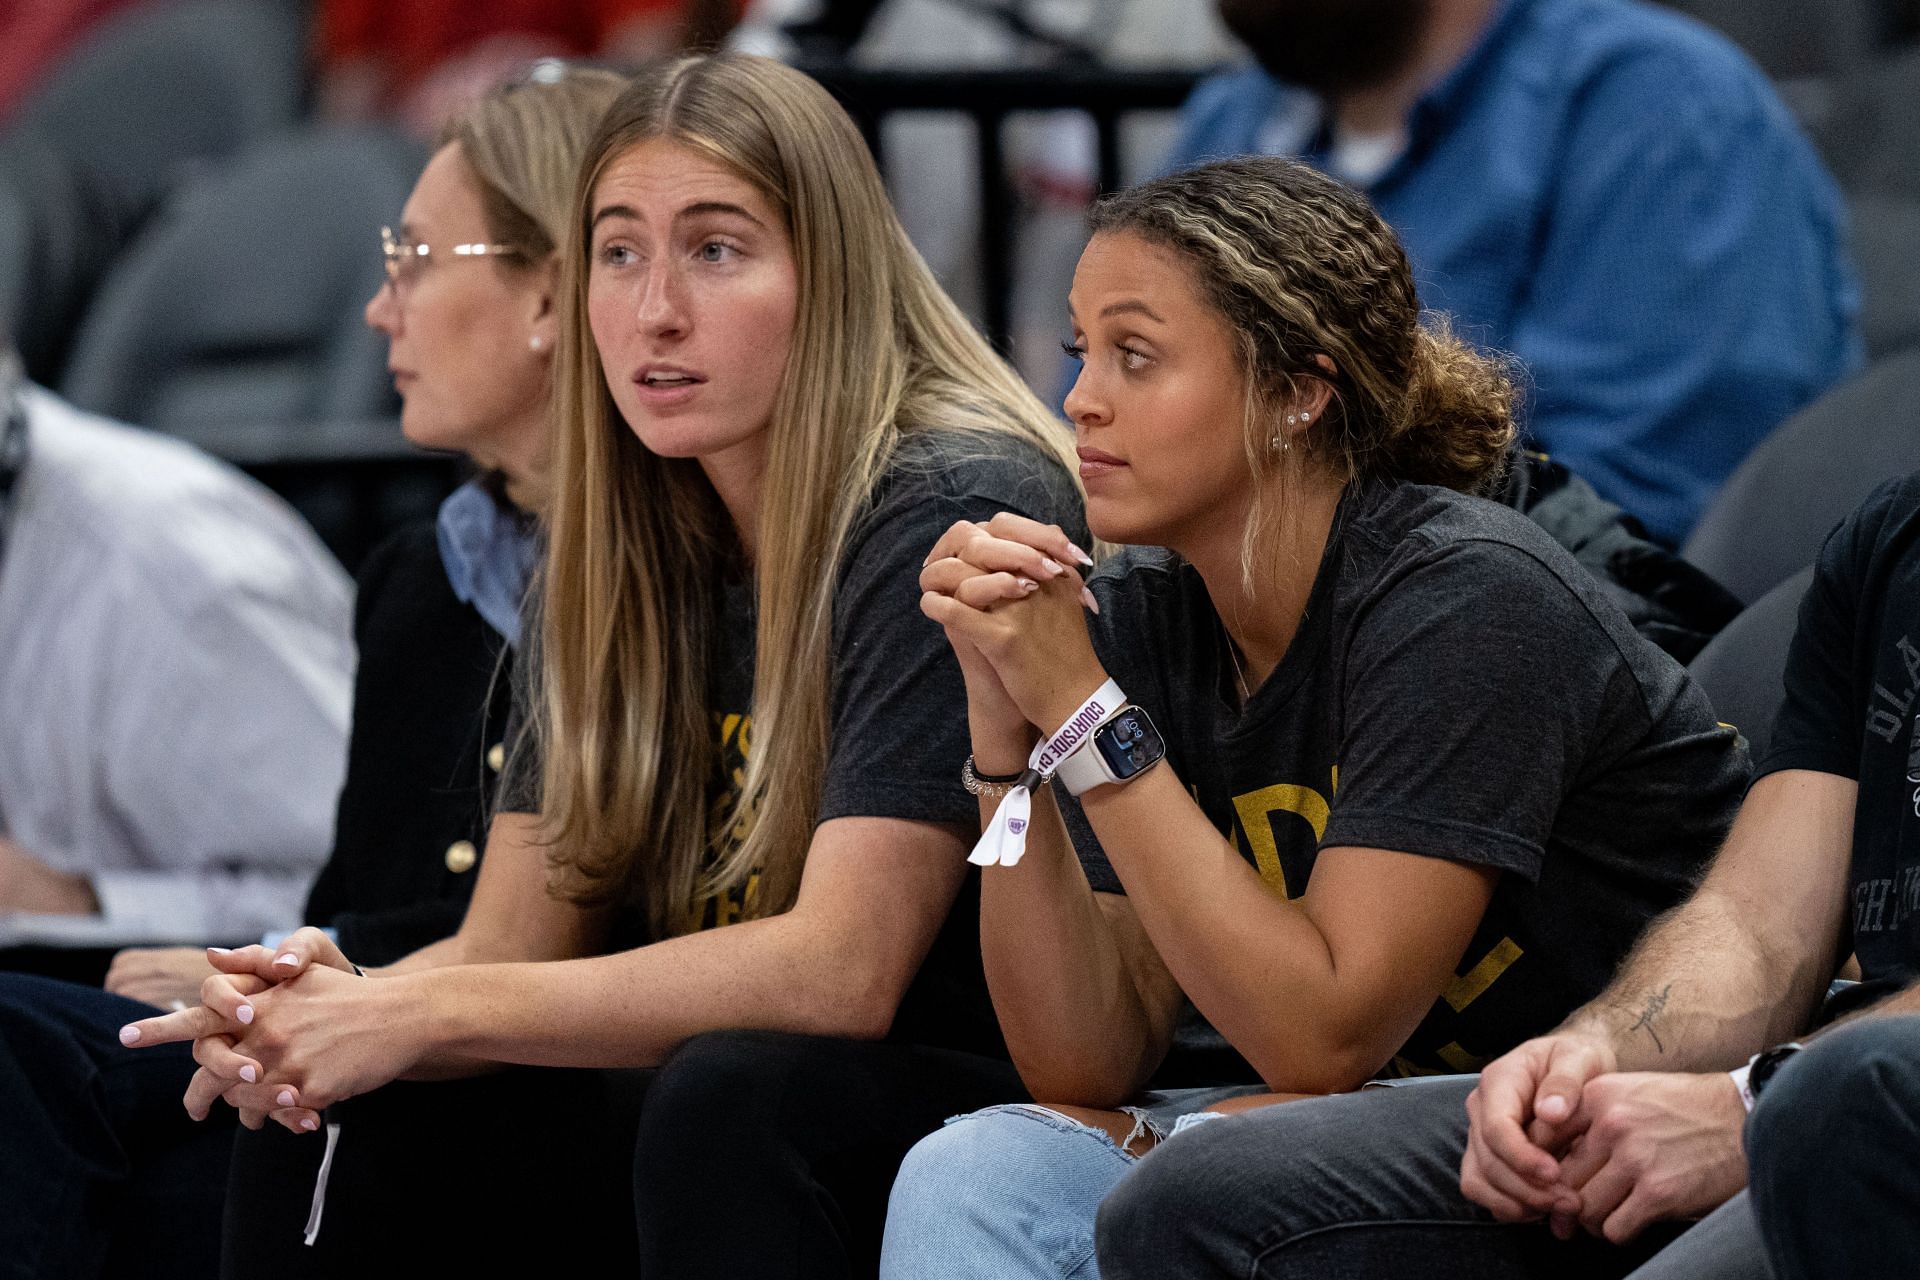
[1174, 0, 1861, 545]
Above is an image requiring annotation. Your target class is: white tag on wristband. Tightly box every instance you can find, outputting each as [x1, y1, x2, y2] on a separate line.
[969, 678, 1126, 868]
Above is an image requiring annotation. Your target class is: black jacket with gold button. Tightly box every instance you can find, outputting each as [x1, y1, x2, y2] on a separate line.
[301, 521, 515, 966]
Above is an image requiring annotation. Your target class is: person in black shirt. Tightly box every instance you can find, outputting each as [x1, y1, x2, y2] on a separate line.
[1089, 492, 1920, 1277]
[125, 55, 1086, 1277]
[882, 156, 1748, 1278]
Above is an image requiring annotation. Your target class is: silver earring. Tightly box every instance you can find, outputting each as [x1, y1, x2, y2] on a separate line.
[529, 335, 544, 352]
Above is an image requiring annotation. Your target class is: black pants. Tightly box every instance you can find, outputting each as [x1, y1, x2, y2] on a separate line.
[0, 972, 232, 1280]
[222, 1029, 1026, 1279]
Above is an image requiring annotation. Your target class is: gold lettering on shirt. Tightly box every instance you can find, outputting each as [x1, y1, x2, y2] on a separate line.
[1443, 937, 1524, 1012]
[1231, 783, 1331, 898]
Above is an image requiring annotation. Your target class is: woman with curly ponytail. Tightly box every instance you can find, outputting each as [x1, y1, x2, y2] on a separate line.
[882, 156, 1749, 1278]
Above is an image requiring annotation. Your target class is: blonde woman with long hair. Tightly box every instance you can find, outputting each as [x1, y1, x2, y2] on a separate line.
[881, 157, 1750, 1278]
[125, 55, 1083, 1274]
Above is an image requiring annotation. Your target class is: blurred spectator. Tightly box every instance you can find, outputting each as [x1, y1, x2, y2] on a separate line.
[0, 348, 351, 946]
[1172, 0, 1862, 546]
[317, 0, 737, 134]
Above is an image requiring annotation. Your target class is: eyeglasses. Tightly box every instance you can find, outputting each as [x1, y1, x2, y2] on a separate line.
[380, 226, 522, 292]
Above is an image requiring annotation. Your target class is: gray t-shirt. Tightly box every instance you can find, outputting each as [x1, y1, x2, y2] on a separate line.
[1066, 477, 1749, 1085]
[500, 429, 1087, 1056]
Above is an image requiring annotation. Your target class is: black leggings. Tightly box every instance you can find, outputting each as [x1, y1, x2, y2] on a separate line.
[220, 1030, 1026, 1279]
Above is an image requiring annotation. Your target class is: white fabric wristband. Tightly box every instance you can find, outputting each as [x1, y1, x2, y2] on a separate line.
[1729, 1063, 1756, 1112]
[969, 678, 1126, 869]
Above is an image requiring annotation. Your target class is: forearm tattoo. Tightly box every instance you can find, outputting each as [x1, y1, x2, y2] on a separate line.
[1627, 983, 1672, 1054]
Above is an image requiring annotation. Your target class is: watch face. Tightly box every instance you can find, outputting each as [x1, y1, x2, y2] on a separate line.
[1094, 708, 1165, 779]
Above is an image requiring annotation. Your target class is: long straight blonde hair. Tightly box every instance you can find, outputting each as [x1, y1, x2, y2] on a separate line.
[536, 54, 1075, 936]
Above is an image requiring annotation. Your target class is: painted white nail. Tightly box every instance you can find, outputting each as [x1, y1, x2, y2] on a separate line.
[240, 1064, 257, 1083]
[300, 1117, 318, 1132]
[1080, 587, 1101, 615]
[1067, 543, 1095, 567]
[277, 1089, 296, 1108]
[118, 1025, 140, 1046]
[274, 952, 299, 968]
[236, 1004, 255, 1025]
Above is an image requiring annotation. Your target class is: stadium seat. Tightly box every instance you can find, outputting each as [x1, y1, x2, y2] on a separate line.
[9, 0, 306, 209]
[1687, 566, 1812, 761]
[59, 127, 427, 437]
[1664, 0, 1878, 79]
[1852, 195, 1920, 359]
[1683, 346, 1920, 604]
[0, 0, 307, 382]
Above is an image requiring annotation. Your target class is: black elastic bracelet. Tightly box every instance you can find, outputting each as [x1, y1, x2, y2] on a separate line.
[962, 755, 1027, 798]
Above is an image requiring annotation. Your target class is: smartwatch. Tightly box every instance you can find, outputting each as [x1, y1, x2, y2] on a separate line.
[1053, 704, 1167, 796]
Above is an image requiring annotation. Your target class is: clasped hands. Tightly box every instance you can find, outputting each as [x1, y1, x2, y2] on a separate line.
[117, 926, 410, 1135]
[917, 513, 1105, 743]
[1461, 1032, 1752, 1244]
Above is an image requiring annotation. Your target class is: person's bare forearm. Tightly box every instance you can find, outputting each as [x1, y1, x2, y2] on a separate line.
[397, 910, 901, 1070]
[1560, 891, 1823, 1072]
[366, 933, 465, 977]
[1560, 771, 1854, 1072]
[977, 794, 1164, 1104]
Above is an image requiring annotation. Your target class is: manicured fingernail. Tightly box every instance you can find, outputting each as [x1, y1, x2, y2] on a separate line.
[240, 1064, 257, 1083]
[1040, 557, 1065, 576]
[1080, 587, 1101, 615]
[1017, 577, 1039, 594]
[277, 1089, 296, 1107]
[118, 1024, 140, 1046]
[236, 1003, 254, 1025]
[207, 946, 232, 954]
[300, 1117, 318, 1132]
[274, 952, 299, 968]
[1067, 543, 1094, 567]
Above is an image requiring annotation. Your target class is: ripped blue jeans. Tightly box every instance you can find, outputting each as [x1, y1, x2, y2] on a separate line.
[879, 1090, 1247, 1280]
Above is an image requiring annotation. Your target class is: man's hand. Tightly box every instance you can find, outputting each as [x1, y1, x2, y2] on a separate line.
[0, 836, 99, 915]
[1554, 1070, 1749, 1244]
[105, 946, 215, 1009]
[1462, 1031, 1618, 1221]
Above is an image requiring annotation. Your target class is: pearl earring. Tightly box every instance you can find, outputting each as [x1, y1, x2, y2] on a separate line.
[529, 335, 544, 352]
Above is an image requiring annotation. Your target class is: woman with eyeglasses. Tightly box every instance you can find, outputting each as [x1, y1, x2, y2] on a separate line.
[126, 54, 1085, 1276]
[880, 156, 1752, 1278]
[0, 68, 626, 1280]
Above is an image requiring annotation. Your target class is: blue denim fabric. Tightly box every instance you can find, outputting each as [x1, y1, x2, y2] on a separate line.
[1166, 0, 1860, 546]
[881, 1098, 1239, 1280]
[882, 1105, 1134, 1279]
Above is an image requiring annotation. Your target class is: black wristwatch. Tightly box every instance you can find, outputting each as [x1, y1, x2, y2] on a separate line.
[1746, 1041, 1805, 1099]
[1052, 704, 1167, 796]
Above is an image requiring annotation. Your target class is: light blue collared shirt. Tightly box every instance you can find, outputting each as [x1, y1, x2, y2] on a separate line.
[1167, 0, 1862, 545]
[435, 478, 541, 645]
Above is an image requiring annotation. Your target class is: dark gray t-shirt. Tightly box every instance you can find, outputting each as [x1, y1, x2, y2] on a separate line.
[1759, 472, 1920, 1008]
[500, 429, 1087, 1056]
[1067, 478, 1749, 1085]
